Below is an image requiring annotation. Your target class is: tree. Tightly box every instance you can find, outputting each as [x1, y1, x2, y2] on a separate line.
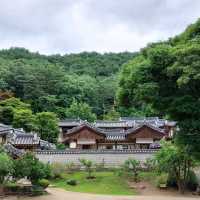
[65, 100, 97, 122]
[0, 152, 13, 184]
[12, 109, 35, 132]
[155, 141, 195, 193]
[35, 112, 59, 143]
[0, 97, 31, 110]
[103, 107, 120, 121]
[0, 97, 34, 127]
[124, 158, 140, 182]
[13, 153, 51, 185]
[117, 19, 200, 159]
[0, 47, 134, 118]
[0, 106, 14, 125]
[79, 159, 94, 178]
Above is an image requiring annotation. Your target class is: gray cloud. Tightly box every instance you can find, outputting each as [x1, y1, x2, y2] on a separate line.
[0, 0, 199, 54]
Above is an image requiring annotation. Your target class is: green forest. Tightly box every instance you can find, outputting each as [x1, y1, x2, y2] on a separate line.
[117, 19, 200, 158]
[0, 48, 135, 120]
[0, 19, 200, 157]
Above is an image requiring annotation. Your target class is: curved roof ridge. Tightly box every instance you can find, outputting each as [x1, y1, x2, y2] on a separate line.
[66, 121, 106, 136]
[126, 122, 165, 135]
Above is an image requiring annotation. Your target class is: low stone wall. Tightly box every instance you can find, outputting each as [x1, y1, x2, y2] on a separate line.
[36, 149, 157, 167]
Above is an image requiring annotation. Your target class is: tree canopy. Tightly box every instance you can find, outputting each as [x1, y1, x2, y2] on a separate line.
[117, 18, 200, 158]
[0, 49, 135, 119]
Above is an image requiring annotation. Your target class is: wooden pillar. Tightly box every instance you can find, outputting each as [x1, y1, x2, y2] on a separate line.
[115, 142, 117, 150]
[96, 140, 98, 150]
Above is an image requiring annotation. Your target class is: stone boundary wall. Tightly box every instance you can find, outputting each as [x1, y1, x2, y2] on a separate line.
[36, 149, 157, 167]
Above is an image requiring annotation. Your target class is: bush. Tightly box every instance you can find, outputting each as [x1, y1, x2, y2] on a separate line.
[113, 168, 123, 177]
[12, 153, 51, 185]
[56, 143, 66, 150]
[143, 158, 156, 171]
[79, 159, 95, 178]
[0, 153, 13, 184]
[66, 179, 77, 186]
[187, 171, 198, 191]
[167, 173, 177, 188]
[123, 158, 141, 182]
[155, 173, 168, 187]
[167, 170, 198, 191]
[37, 179, 50, 189]
[4, 182, 20, 192]
[30, 185, 45, 196]
[4, 183, 34, 195]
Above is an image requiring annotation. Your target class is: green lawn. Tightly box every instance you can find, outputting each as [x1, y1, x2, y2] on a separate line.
[51, 171, 136, 195]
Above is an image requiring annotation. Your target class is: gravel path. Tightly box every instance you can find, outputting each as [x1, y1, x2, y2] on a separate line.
[2, 188, 199, 200]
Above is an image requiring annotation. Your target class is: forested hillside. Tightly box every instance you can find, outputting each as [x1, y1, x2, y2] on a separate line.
[0, 49, 135, 119]
[117, 18, 200, 158]
[0, 18, 200, 155]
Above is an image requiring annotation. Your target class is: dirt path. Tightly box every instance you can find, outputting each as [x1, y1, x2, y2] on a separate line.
[2, 188, 199, 200]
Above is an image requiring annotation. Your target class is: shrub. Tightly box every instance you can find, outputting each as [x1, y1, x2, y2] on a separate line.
[4, 182, 20, 192]
[12, 153, 51, 185]
[113, 168, 123, 177]
[56, 143, 66, 150]
[0, 153, 13, 184]
[155, 173, 168, 188]
[167, 170, 198, 191]
[37, 179, 50, 189]
[143, 158, 156, 171]
[123, 158, 141, 182]
[51, 162, 66, 178]
[79, 159, 95, 179]
[167, 173, 177, 188]
[186, 171, 198, 191]
[31, 185, 45, 196]
[66, 179, 77, 186]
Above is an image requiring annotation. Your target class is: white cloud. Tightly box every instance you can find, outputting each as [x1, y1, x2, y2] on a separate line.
[0, 0, 199, 54]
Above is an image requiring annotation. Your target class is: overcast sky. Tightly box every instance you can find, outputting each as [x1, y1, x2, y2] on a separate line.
[0, 0, 199, 54]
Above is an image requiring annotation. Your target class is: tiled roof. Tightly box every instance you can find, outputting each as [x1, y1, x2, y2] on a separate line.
[0, 123, 56, 150]
[65, 122, 105, 136]
[10, 133, 40, 145]
[40, 139, 56, 150]
[4, 143, 25, 157]
[94, 121, 130, 128]
[60, 117, 176, 129]
[59, 119, 82, 126]
[63, 121, 166, 142]
[126, 122, 165, 135]
[120, 117, 176, 127]
[0, 124, 13, 135]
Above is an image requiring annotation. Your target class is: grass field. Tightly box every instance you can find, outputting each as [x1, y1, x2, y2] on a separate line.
[51, 171, 136, 195]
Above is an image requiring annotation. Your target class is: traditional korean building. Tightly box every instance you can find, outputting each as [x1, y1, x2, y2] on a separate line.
[0, 123, 55, 153]
[59, 117, 176, 150]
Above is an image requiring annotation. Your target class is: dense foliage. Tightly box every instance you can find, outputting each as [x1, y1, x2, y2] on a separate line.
[0, 152, 13, 184]
[0, 97, 59, 143]
[123, 158, 140, 182]
[0, 49, 135, 119]
[117, 18, 200, 158]
[155, 141, 196, 193]
[12, 152, 51, 184]
[65, 99, 97, 122]
[0, 150, 51, 189]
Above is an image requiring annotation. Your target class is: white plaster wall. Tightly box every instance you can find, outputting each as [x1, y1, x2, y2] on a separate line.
[36, 152, 155, 167]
